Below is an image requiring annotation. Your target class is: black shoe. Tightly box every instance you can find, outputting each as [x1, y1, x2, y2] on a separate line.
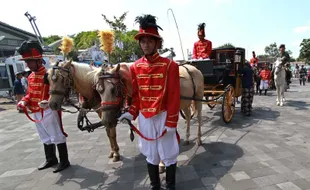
[166, 163, 177, 190]
[53, 143, 70, 173]
[38, 144, 58, 170]
[147, 163, 160, 190]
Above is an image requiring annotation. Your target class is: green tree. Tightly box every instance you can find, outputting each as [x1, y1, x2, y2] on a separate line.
[101, 12, 143, 63]
[43, 35, 61, 45]
[264, 42, 279, 57]
[74, 31, 98, 49]
[298, 38, 310, 64]
[217, 43, 235, 48]
[264, 42, 295, 62]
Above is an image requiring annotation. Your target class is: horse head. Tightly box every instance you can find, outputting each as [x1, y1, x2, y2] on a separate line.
[274, 58, 284, 75]
[93, 63, 132, 126]
[47, 60, 75, 110]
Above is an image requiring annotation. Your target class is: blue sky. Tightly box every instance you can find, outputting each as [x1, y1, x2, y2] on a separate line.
[1, 0, 309, 60]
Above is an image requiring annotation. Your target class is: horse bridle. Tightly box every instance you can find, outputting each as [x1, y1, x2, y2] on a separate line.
[98, 71, 126, 116]
[274, 64, 284, 75]
[49, 61, 74, 100]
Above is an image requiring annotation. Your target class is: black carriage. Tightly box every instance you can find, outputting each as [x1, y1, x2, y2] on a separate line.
[183, 47, 245, 123]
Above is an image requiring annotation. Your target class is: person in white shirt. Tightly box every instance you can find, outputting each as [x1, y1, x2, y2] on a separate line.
[21, 71, 28, 92]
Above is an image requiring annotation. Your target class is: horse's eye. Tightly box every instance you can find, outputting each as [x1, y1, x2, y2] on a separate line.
[111, 87, 116, 95]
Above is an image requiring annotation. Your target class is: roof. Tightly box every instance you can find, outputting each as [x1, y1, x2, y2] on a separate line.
[0, 21, 37, 39]
[212, 47, 245, 52]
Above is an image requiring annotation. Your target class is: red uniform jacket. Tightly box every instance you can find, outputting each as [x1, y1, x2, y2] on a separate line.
[22, 66, 49, 113]
[192, 39, 212, 59]
[128, 53, 180, 128]
[260, 69, 271, 81]
[250, 57, 259, 67]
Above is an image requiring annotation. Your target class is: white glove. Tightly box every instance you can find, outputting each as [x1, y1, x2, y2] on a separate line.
[17, 101, 26, 109]
[165, 126, 176, 134]
[118, 112, 134, 122]
[38, 100, 49, 109]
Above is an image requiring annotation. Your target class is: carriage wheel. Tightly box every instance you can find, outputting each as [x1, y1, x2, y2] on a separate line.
[221, 85, 235, 123]
[180, 101, 195, 120]
[206, 96, 216, 109]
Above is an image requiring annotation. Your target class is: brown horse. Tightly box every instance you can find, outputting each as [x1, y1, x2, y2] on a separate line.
[92, 62, 204, 146]
[47, 60, 121, 162]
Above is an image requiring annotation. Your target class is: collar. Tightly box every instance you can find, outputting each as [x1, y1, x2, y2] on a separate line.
[34, 66, 46, 75]
[142, 52, 160, 63]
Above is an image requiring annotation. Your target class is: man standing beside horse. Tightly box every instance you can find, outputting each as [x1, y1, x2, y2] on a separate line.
[259, 64, 271, 95]
[16, 41, 70, 173]
[119, 14, 180, 190]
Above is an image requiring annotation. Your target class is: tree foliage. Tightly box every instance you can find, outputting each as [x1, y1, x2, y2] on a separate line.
[74, 31, 98, 49]
[263, 42, 295, 62]
[43, 35, 61, 45]
[217, 43, 235, 48]
[100, 12, 143, 63]
[298, 38, 310, 64]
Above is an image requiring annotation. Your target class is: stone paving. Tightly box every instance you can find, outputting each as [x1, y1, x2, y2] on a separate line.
[1, 79, 310, 190]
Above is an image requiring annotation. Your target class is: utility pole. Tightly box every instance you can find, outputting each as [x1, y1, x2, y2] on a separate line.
[24, 12, 44, 45]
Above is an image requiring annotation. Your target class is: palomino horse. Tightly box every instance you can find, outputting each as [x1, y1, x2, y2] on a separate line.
[273, 58, 286, 106]
[47, 60, 121, 162]
[92, 63, 204, 146]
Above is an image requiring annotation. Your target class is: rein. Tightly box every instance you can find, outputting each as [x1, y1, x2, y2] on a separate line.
[97, 70, 180, 142]
[98, 72, 126, 116]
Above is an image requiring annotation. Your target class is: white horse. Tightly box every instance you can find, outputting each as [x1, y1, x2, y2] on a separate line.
[273, 58, 286, 106]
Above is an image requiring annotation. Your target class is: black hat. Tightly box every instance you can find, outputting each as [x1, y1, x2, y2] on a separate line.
[279, 44, 285, 49]
[17, 40, 43, 60]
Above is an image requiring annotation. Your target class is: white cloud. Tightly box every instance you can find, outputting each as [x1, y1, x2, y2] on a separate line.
[293, 26, 310, 34]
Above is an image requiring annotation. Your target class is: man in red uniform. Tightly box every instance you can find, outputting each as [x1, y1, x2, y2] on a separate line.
[250, 51, 259, 67]
[17, 41, 70, 173]
[192, 23, 212, 59]
[259, 64, 271, 95]
[118, 14, 180, 190]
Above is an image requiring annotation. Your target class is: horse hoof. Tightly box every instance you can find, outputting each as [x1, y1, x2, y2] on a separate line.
[183, 140, 190, 146]
[280, 103, 283, 107]
[108, 152, 114, 158]
[276, 102, 280, 106]
[159, 166, 165, 174]
[113, 155, 120, 162]
[196, 140, 202, 146]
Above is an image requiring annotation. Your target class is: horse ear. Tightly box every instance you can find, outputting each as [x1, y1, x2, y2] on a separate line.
[115, 64, 121, 73]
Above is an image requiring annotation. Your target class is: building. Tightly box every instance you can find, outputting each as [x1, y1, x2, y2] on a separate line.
[0, 21, 37, 60]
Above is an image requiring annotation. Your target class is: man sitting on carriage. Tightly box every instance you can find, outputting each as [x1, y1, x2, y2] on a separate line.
[192, 23, 212, 60]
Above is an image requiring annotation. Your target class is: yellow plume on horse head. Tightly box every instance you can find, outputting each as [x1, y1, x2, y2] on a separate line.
[59, 36, 74, 60]
[98, 30, 115, 65]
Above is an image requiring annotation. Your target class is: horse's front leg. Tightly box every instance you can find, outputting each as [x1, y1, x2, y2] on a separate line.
[276, 86, 280, 106]
[281, 86, 286, 102]
[105, 127, 120, 162]
[280, 86, 284, 106]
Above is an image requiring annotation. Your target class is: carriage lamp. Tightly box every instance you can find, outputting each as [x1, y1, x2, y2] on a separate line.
[234, 49, 242, 71]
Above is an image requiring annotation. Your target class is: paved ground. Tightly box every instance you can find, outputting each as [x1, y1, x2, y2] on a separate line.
[1, 79, 310, 190]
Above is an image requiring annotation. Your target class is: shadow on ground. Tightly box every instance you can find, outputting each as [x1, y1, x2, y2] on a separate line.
[176, 142, 244, 190]
[285, 100, 310, 110]
[210, 106, 280, 129]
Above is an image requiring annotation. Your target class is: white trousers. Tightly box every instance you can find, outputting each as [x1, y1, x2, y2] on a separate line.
[260, 80, 269, 90]
[138, 111, 179, 167]
[33, 108, 66, 145]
